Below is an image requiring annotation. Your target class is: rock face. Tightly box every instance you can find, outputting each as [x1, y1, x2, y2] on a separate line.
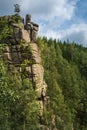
[25, 14, 39, 42]
[21, 28, 30, 42]
[1, 14, 47, 115]
[30, 43, 41, 64]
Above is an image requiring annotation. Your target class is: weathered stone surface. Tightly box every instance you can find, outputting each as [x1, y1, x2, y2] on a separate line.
[9, 26, 22, 43]
[32, 24, 39, 31]
[32, 22, 39, 28]
[26, 14, 31, 24]
[43, 81, 47, 90]
[32, 64, 44, 95]
[12, 23, 20, 28]
[30, 43, 41, 64]
[11, 52, 21, 64]
[11, 45, 21, 52]
[32, 30, 38, 42]
[25, 15, 39, 42]
[32, 64, 44, 84]
[3, 45, 22, 65]
[21, 28, 30, 43]
[4, 45, 21, 53]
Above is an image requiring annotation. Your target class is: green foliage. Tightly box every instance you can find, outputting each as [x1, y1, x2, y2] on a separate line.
[11, 15, 22, 24]
[0, 15, 22, 43]
[0, 15, 40, 130]
[37, 37, 87, 130]
[0, 15, 87, 129]
[0, 47, 39, 129]
[0, 63, 40, 129]
[0, 20, 13, 42]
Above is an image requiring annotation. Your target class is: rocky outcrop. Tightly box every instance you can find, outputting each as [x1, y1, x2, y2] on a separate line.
[1, 14, 47, 116]
[25, 14, 39, 42]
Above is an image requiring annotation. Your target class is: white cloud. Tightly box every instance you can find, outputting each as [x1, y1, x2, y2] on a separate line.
[0, 0, 77, 29]
[20, 0, 79, 45]
[21, 0, 76, 22]
[21, 0, 87, 46]
[39, 23, 87, 47]
[60, 23, 87, 46]
[0, 0, 86, 46]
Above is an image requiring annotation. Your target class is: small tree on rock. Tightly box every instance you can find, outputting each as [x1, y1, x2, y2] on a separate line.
[14, 4, 20, 14]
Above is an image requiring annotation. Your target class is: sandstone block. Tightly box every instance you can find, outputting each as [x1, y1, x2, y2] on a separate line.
[21, 28, 30, 43]
[30, 43, 41, 63]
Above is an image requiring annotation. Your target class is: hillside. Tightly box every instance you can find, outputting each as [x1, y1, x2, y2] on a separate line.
[37, 37, 87, 130]
[0, 14, 87, 130]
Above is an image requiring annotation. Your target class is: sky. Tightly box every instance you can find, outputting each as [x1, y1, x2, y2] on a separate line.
[0, 0, 87, 47]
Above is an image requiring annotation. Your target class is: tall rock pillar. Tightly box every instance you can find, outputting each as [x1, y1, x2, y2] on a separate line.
[25, 14, 48, 115]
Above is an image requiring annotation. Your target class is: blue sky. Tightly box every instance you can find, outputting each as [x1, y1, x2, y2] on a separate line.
[0, 0, 87, 47]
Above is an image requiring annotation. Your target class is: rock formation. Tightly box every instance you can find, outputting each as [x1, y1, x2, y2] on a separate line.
[1, 14, 47, 117]
[25, 14, 39, 42]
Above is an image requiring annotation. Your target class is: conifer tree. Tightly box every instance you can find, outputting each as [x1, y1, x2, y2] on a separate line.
[14, 4, 20, 14]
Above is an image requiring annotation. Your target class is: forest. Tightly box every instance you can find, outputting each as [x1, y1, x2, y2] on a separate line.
[37, 37, 87, 130]
[0, 15, 87, 130]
